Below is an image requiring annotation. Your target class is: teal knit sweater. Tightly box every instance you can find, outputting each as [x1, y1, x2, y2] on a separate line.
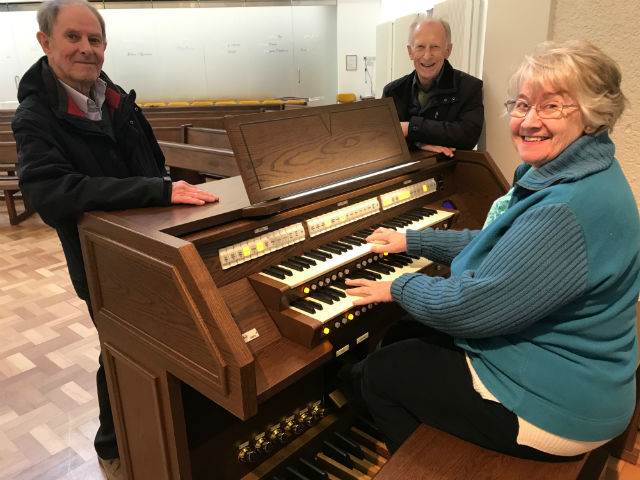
[391, 132, 640, 441]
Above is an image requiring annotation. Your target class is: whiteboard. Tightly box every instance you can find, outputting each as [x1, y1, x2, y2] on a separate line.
[0, 5, 337, 105]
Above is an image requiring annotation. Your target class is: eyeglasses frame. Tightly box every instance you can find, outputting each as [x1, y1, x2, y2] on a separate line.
[504, 100, 579, 119]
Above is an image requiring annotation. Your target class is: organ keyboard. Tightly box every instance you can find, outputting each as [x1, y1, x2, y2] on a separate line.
[79, 99, 509, 479]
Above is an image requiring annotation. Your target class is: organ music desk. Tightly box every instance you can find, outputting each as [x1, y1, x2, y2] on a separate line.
[78, 99, 508, 480]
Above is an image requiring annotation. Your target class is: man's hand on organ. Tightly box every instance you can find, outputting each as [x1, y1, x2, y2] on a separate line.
[345, 278, 393, 305]
[171, 180, 219, 205]
[415, 143, 456, 158]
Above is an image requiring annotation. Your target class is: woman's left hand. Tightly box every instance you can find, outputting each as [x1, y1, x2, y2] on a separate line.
[345, 278, 393, 305]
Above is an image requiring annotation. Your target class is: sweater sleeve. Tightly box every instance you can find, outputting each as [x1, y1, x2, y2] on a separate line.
[406, 227, 479, 265]
[392, 204, 588, 338]
[13, 112, 171, 228]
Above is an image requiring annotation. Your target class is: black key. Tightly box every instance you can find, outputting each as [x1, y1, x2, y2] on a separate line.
[357, 270, 380, 281]
[332, 432, 364, 460]
[379, 222, 398, 230]
[295, 255, 316, 266]
[391, 218, 411, 227]
[367, 264, 394, 275]
[383, 258, 405, 268]
[394, 253, 418, 265]
[285, 466, 312, 480]
[305, 299, 323, 310]
[332, 280, 348, 290]
[389, 254, 411, 266]
[332, 241, 353, 251]
[322, 441, 353, 469]
[307, 250, 331, 260]
[327, 286, 347, 298]
[263, 267, 285, 280]
[389, 218, 408, 226]
[327, 242, 349, 252]
[289, 257, 312, 269]
[271, 265, 293, 277]
[320, 288, 341, 301]
[298, 458, 329, 480]
[319, 245, 342, 255]
[281, 260, 304, 272]
[399, 212, 422, 221]
[340, 236, 364, 246]
[418, 207, 437, 216]
[354, 416, 383, 440]
[291, 300, 316, 314]
[310, 292, 334, 305]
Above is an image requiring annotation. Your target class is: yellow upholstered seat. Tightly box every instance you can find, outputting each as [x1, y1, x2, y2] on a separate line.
[285, 99, 307, 105]
[191, 101, 214, 106]
[336, 93, 356, 103]
[238, 100, 261, 105]
[215, 100, 237, 105]
[262, 99, 283, 105]
[143, 102, 166, 107]
[167, 101, 189, 107]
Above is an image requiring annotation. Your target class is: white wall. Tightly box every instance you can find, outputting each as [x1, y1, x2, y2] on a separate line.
[336, 0, 380, 100]
[550, 0, 640, 214]
[481, 0, 552, 176]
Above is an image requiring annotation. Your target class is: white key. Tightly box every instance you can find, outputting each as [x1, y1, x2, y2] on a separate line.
[260, 209, 453, 288]
[289, 256, 433, 323]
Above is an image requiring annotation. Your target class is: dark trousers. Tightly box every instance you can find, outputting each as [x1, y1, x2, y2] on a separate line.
[86, 301, 120, 460]
[341, 320, 574, 461]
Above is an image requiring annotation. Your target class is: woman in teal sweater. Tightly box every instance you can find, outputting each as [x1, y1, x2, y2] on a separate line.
[344, 40, 640, 458]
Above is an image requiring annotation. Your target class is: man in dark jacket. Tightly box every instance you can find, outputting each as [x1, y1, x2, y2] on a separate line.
[382, 15, 484, 156]
[12, 1, 217, 477]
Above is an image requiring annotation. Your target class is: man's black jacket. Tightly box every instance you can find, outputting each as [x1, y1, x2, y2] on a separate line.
[12, 56, 171, 300]
[382, 60, 483, 149]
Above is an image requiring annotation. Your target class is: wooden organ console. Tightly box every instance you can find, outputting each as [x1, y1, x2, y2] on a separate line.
[78, 99, 509, 480]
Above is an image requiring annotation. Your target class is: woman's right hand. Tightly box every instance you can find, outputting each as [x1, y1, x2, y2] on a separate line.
[366, 227, 407, 254]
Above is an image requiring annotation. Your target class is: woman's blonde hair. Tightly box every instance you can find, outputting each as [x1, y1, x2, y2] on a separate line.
[508, 40, 626, 134]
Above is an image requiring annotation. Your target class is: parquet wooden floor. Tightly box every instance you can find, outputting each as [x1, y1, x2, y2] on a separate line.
[0, 199, 638, 480]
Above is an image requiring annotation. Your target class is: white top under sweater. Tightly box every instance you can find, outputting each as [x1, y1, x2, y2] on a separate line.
[465, 355, 609, 456]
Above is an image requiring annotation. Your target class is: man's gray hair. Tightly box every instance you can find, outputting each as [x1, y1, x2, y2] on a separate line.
[37, 0, 106, 42]
[408, 14, 451, 47]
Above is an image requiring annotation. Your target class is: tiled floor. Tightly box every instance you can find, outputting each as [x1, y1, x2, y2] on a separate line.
[0, 203, 638, 480]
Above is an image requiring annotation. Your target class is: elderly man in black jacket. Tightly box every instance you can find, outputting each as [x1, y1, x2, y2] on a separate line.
[12, 0, 217, 477]
[382, 15, 484, 157]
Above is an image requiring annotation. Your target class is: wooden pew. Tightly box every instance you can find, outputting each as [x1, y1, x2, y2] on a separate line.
[150, 118, 226, 143]
[0, 131, 14, 142]
[158, 141, 238, 184]
[148, 117, 226, 129]
[0, 109, 15, 121]
[0, 141, 34, 225]
[181, 126, 231, 149]
[141, 103, 282, 117]
[153, 126, 184, 142]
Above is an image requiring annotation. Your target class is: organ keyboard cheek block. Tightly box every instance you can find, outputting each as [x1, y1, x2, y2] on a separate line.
[78, 98, 510, 479]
